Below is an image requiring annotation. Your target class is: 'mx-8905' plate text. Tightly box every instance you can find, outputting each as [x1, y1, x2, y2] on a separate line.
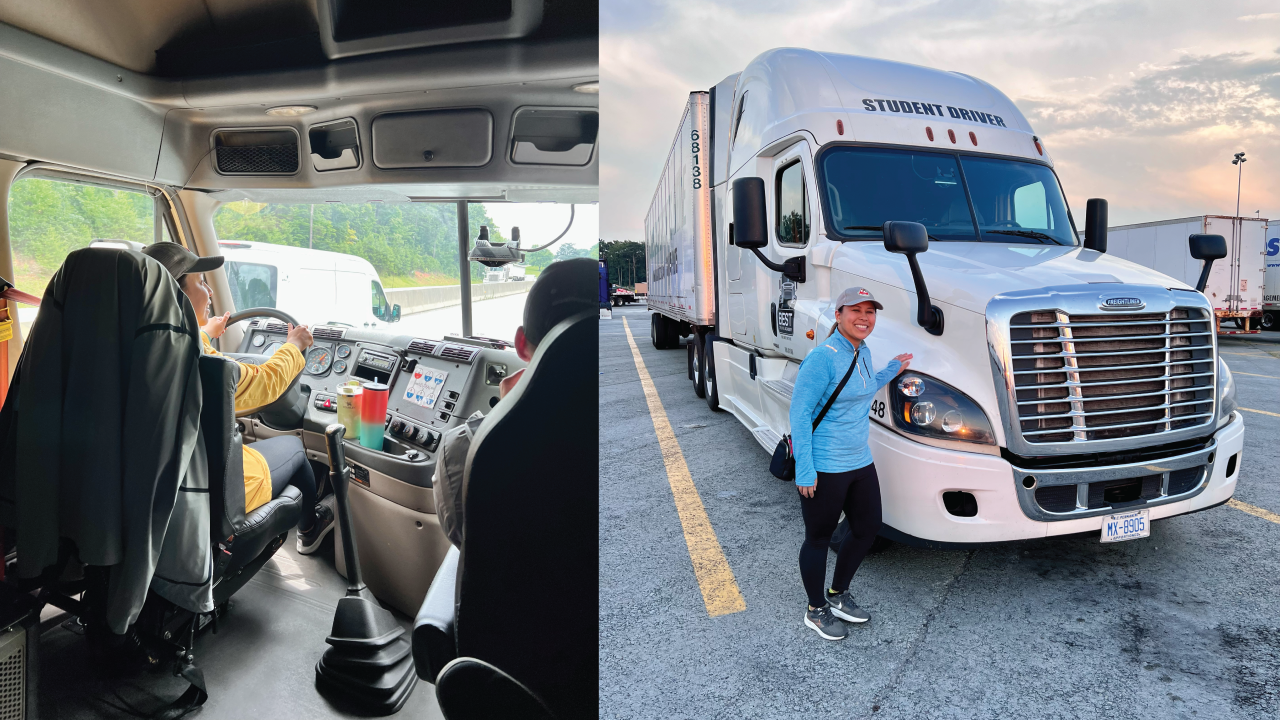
[1101, 508, 1149, 543]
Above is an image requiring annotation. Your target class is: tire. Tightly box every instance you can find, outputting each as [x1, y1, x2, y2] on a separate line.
[1263, 311, 1277, 331]
[704, 335, 722, 411]
[691, 331, 707, 398]
[650, 312, 663, 349]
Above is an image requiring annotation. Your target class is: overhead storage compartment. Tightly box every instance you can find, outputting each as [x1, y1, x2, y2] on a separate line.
[212, 128, 300, 175]
[309, 118, 361, 172]
[371, 109, 493, 169]
[509, 107, 598, 166]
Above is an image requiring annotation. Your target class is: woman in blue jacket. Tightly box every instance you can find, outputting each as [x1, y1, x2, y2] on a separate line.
[790, 287, 911, 641]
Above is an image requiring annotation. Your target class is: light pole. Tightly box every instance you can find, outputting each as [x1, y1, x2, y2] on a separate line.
[1230, 152, 1247, 316]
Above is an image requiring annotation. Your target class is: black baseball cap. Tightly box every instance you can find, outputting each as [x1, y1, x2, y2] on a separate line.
[523, 257, 598, 346]
[141, 242, 224, 279]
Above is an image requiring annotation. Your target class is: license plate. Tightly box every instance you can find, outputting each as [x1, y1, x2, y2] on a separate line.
[1100, 508, 1149, 543]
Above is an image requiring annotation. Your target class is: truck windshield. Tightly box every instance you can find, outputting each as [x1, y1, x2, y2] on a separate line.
[819, 147, 1077, 245]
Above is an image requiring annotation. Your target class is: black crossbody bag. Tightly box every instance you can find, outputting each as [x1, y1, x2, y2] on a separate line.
[770, 346, 861, 481]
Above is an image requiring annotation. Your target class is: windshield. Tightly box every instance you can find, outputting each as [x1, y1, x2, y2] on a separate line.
[819, 147, 1077, 246]
[212, 201, 598, 342]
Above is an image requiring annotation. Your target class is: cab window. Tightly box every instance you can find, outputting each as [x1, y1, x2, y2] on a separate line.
[8, 176, 161, 334]
[226, 261, 278, 309]
[776, 160, 809, 246]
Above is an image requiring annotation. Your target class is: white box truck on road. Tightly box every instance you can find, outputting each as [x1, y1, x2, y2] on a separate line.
[646, 49, 1244, 547]
[1105, 216, 1267, 334]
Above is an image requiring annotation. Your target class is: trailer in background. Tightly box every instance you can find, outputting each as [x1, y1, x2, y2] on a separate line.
[1265, 225, 1278, 330]
[633, 281, 647, 300]
[1106, 216, 1267, 334]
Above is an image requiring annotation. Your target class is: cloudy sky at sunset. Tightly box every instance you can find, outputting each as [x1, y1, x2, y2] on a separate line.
[599, 0, 1280, 241]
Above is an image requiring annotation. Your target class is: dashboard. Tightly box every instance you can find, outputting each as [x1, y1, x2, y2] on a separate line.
[236, 319, 520, 474]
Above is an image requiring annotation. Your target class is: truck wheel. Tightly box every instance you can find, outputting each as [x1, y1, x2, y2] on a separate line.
[650, 313, 663, 349]
[704, 335, 721, 411]
[1263, 312, 1277, 331]
[691, 333, 707, 398]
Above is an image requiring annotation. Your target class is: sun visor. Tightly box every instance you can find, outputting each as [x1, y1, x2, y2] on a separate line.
[371, 109, 494, 169]
[509, 107, 598, 166]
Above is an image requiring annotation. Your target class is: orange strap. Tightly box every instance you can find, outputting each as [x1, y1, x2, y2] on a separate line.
[0, 286, 38, 408]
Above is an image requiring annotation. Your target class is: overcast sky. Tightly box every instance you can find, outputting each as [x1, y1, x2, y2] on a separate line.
[482, 202, 598, 253]
[600, 0, 1280, 241]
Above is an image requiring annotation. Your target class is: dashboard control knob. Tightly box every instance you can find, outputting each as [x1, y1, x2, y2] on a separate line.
[390, 420, 405, 434]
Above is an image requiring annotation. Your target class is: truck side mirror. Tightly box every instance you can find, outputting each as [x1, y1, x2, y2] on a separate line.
[391, 303, 401, 322]
[730, 176, 805, 282]
[882, 220, 929, 254]
[1189, 234, 1227, 293]
[1084, 198, 1108, 253]
[731, 177, 768, 249]
[882, 221, 943, 336]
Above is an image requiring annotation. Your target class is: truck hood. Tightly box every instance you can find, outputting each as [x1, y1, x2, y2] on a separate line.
[828, 241, 1194, 315]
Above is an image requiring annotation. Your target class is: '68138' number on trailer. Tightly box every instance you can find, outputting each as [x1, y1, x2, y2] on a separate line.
[690, 130, 702, 189]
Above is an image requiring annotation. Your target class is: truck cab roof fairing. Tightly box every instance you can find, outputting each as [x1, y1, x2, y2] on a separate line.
[727, 48, 1045, 179]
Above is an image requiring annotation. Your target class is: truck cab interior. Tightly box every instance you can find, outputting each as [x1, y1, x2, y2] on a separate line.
[0, 2, 597, 718]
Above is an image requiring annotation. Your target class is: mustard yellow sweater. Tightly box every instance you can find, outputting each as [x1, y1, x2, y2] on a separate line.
[200, 332, 305, 512]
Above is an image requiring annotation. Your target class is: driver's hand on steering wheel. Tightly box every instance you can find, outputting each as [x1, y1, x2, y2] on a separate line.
[287, 323, 313, 353]
[203, 311, 232, 339]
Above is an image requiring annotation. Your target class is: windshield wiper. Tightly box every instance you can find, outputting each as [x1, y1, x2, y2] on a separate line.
[986, 229, 1059, 244]
[843, 225, 944, 243]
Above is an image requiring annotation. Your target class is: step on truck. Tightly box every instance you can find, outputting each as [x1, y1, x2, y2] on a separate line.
[645, 48, 1245, 548]
[1103, 216, 1268, 334]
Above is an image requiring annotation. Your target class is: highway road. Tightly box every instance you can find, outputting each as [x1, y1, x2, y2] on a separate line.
[599, 304, 1280, 720]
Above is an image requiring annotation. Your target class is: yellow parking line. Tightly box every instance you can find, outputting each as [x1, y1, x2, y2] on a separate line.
[1228, 499, 1280, 525]
[621, 316, 746, 618]
[1240, 407, 1280, 418]
[1233, 371, 1280, 380]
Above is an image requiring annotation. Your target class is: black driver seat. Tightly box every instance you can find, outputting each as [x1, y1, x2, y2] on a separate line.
[198, 355, 302, 603]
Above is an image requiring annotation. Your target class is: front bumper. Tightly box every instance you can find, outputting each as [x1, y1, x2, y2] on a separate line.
[869, 411, 1245, 544]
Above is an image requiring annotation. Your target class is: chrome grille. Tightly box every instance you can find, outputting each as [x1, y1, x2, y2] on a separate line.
[1008, 308, 1215, 443]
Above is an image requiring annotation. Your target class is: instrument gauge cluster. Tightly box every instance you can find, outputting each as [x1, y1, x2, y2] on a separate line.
[305, 346, 333, 375]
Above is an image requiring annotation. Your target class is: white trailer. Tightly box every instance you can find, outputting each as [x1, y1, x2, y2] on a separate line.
[645, 49, 1245, 548]
[1265, 226, 1278, 330]
[645, 93, 714, 349]
[1107, 216, 1267, 334]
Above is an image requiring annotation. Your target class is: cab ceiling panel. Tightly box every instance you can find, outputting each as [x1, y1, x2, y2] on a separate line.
[0, 53, 165, 180]
[160, 84, 597, 198]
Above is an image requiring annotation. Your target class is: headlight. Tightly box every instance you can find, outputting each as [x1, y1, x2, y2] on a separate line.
[1217, 356, 1237, 426]
[890, 372, 996, 444]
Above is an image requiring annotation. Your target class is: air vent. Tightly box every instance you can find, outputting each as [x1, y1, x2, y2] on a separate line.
[439, 344, 479, 363]
[213, 129, 300, 175]
[250, 319, 289, 333]
[408, 338, 440, 356]
[313, 326, 346, 340]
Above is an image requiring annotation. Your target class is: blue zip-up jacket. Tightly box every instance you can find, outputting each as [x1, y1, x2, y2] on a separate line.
[789, 332, 902, 487]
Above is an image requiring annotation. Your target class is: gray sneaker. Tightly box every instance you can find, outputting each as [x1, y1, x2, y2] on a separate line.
[827, 591, 870, 623]
[803, 605, 848, 641]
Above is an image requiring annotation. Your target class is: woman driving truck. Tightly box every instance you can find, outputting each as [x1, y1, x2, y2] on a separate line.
[141, 243, 335, 554]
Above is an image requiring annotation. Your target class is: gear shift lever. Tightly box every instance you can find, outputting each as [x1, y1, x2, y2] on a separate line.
[315, 424, 417, 715]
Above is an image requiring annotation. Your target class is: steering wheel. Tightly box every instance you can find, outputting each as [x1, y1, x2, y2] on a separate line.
[222, 308, 308, 421]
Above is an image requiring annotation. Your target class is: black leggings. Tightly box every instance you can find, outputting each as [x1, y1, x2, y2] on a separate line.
[254, 436, 317, 531]
[798, 463, 882, 608]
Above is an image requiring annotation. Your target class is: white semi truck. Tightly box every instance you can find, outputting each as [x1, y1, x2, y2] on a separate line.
[646, 49, 1245, 547]
[1105, 216, 1267, 334]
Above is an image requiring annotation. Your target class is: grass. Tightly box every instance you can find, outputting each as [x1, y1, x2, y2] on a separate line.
[381, 272, 461, 288]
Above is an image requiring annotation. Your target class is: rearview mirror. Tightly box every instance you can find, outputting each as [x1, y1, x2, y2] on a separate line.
[1084, 198, 1108, 253]
[731, 177, 768, 249]
[391, 303, 401, 322]
[881, 221, 929, 255]
[1189, 234, 1227, 260]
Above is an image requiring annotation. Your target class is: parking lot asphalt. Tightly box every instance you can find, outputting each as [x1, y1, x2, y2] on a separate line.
[599, 305, 1280, 720]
